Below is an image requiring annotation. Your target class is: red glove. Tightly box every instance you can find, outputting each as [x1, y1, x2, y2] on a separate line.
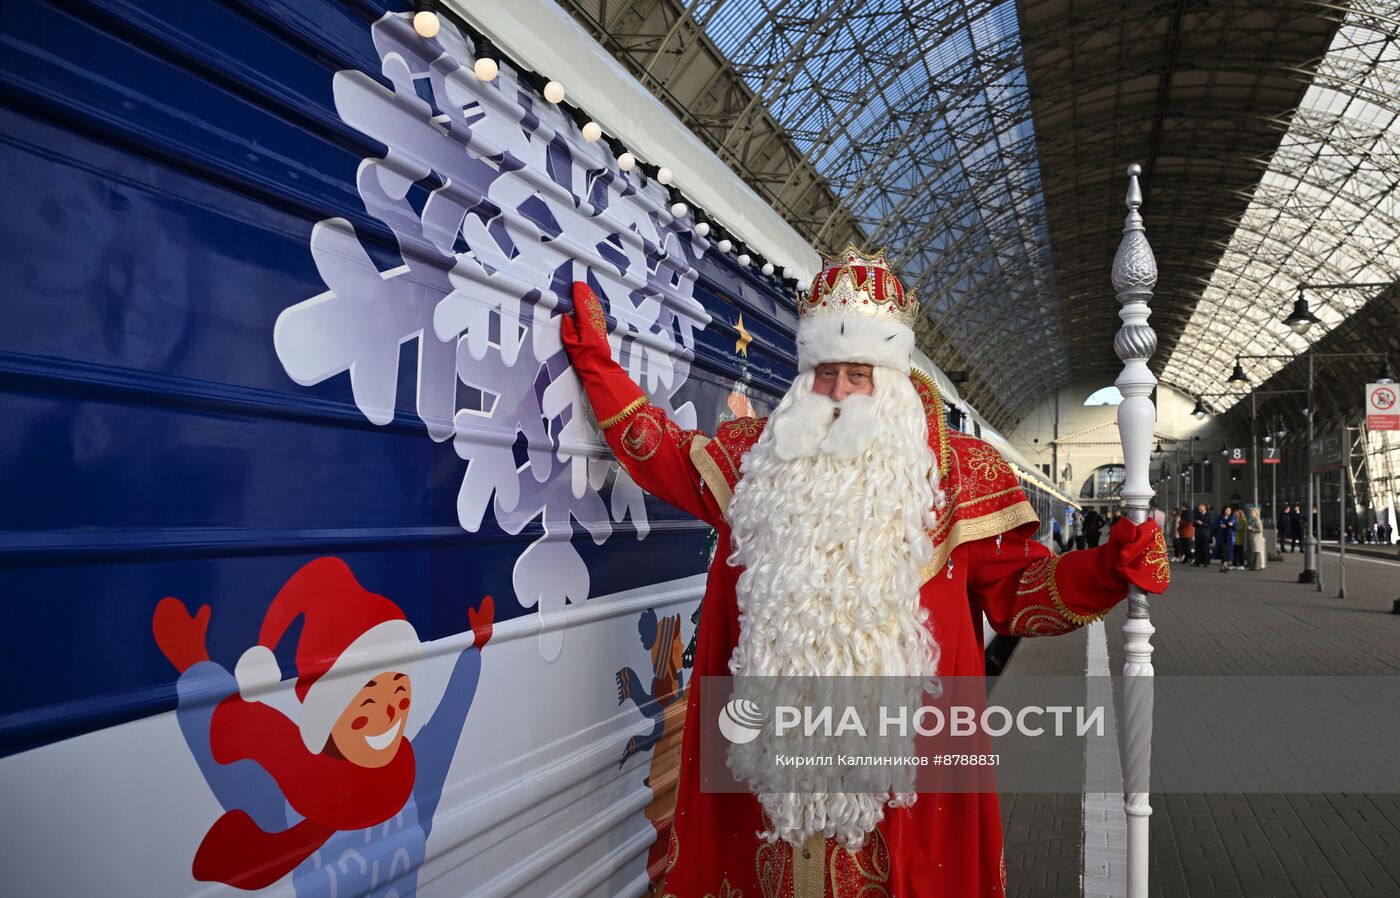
[1103, 517, 1171, 594]
[559, 281, 650, 428]
[152, 597, 212, 673]
[558, 281, 611, 352]
[470, 595, 495, 649]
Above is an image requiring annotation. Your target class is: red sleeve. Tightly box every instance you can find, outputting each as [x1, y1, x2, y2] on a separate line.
[966, 518, 1169, 638]
[561, 282, 724, 527]
[967, 526, 1124, 638]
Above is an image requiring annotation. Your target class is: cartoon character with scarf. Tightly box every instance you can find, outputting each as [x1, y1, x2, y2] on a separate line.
[153, 557, 493, 894]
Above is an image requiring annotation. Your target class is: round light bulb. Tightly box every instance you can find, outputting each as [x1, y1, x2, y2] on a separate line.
[414, 11, 441, 38]
[474, 57, 499, 82]
[543, 81, 566, 104]
[657, 167, 673, 185]
[717, 239, 732, 253]
[618, 152, 636, 171]
[694, 222, 710, 237]
[670, 202, 689, 218]
[1289, 321, 1311, 336]
[582, 121, 602, 142]
[737, 253, 751, 267]
[761, 262, 775, 276]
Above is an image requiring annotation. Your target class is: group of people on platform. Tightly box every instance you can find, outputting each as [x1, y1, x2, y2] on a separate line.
[1053, 506, 1121, 552]
[1339, 517, 1395, 545]
[1164, 502, 1315, 572]
[1171, 504, 1263, 572]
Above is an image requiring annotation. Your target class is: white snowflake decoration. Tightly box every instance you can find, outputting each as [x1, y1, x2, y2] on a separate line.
[275, 13, 711, 660]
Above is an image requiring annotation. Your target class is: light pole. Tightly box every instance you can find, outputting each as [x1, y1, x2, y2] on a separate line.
[1221, 367, 1308, 513]
[1263, 418, 1288, 559]
[1187, 435, 1199, 511]
[1153, 438, 1184, 514]
[1232, 347, 1394, 587]
[1282, 282, 1396, 584]
[1225, 350, 1324, 586]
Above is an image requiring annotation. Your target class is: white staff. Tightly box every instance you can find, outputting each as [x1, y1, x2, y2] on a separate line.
[1112, 163, 1158, 898]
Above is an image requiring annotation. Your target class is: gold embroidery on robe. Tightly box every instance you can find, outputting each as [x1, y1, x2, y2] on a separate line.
[1009, 556, 1109, 635]
[755, 837, 791, 898]
[703, 879, 744, 898]
[965, 443, 1013, 482]
[1144, 528, 1171, 586]
[830, 828, 892, 897]
[621, 409, 665, 461]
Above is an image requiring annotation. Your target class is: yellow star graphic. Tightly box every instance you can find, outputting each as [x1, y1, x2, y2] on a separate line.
[735, 313, 753, 357]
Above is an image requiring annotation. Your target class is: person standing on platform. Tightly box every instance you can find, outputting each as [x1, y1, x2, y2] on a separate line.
[1217, 505, 1236, 572]
[1232, 506, 1248, 568]
[1289, 503, 1304, 552]
[1070, 507, 1085, 550]
[1194, 502, 1213, 566]
[1248, 507, 1267, 570]
[1177, 504, 1195, 563]
[1083, 506, 1105, 548]
[559, 248, 1169, 898]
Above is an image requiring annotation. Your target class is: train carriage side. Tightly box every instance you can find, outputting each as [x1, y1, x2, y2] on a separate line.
[0, 2, 801, 894]
[0, 2, 1077, 894]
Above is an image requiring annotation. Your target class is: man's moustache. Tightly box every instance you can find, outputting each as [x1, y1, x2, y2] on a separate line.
[771, 391, 878, 459]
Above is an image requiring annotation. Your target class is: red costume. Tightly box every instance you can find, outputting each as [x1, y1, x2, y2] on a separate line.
[561, 271, 1168, 897]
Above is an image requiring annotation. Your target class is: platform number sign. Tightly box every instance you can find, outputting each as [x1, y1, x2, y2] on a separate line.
[1367, 383, 1398, 431]
[1226, 447, 1248, 465]
[1262, 446, 1281, 464]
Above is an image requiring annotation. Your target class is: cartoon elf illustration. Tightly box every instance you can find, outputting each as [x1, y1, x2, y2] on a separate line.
[615, 607, 693, 885]
[152, 556, 493, 895]
[614, 608, 686, 769]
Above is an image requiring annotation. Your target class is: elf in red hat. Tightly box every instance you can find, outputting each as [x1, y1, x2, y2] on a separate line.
[153, 556, 494, 894]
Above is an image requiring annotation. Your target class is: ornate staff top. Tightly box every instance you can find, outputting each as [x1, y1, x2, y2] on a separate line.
[1112, 163, 1160, 620]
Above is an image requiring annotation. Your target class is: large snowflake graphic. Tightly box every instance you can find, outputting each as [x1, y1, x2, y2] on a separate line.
[274, 13, 711, 659]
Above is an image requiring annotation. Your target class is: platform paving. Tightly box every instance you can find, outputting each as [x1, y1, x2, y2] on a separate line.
[999, 547, 1400, 898]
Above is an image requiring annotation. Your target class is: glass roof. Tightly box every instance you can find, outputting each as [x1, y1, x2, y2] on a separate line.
[1161, 5, 1400, 411]
[698, 0, 1071, 397]
[557, 0, 1398, 429]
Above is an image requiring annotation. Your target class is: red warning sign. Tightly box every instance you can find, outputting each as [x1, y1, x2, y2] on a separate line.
[1368, 383, 1398, 431]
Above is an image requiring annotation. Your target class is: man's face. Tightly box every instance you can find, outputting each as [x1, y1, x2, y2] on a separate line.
[329, 671, 411, 767]
[811, 362, 874, 402]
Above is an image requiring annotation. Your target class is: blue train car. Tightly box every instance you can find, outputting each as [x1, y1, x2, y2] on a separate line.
[0, 1, 807, 892]
[0, 2, 1064, 894]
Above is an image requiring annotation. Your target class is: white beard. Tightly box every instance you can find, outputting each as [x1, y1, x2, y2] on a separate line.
[724, 366, 946, 850]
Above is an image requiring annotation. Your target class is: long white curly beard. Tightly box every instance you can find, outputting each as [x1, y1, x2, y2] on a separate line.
[725, 366, 946, 850]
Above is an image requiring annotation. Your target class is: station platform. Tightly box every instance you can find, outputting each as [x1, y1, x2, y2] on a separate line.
[997, 548, 1400, 898]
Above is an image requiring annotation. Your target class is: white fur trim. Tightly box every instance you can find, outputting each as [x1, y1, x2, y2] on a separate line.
[234, 645, 282, 701]
[297, 619, 422, 753]
[795, 313, 913, 372]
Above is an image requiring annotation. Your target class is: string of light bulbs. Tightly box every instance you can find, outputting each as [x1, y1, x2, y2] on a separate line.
[408, 0, 807, 294]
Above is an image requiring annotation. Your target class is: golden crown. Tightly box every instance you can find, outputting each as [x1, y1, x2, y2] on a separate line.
[800, 245, 919, 328]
